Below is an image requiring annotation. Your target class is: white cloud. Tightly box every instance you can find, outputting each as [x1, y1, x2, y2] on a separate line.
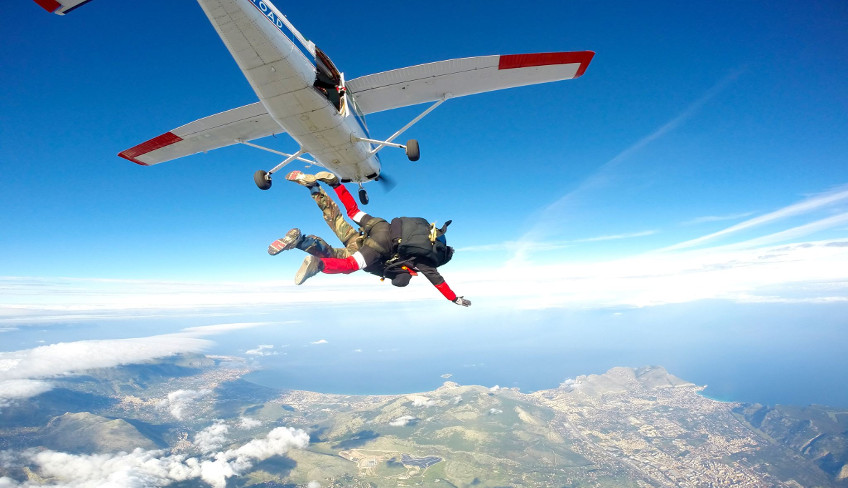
[239, 417, 262, 429]
[0, 336, 209, 382]
[0, 427, 309, 488]
[308, 481, 322, 488]
[0, 275, 397, 326]
[310, 339, 328, 345]
[181, 322, 277, 336]
[2, 191, 846, 320]
[229, 427, 310, 466]
[161, 389, 212, 421]
[194, 422, 229, 453]
[488, 408, 503, 415]
[411, 396, 435, 407]
[0, 322, 277, 406]
[468, 239, 848, 310]
[459, 186, 848, 311]
[0, 380, 53, 407]
[0, 335, 210, 406]
[245, 344, 277, 356]
[389, 416, 418, 427]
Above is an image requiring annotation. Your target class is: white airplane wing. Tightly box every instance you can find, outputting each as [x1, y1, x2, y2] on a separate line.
[33, 0, 93, 15]
[119, 51, 592, 165]
[118, 102, 284, 166]
[346, 51, 594, 115]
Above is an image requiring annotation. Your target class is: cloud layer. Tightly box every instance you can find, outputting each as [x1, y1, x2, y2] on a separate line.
[2, 184, 847, 318]
[468, 239, 848, 310]
[0, 322, 272, 405]
[0, 426, 309, 488]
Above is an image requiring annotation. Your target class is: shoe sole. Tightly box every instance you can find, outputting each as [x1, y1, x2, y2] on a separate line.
[286, 170, 315, 187]
[294, 257, 319, 285]
[268, 230, 301, 255]
[314, 171, 339, 186]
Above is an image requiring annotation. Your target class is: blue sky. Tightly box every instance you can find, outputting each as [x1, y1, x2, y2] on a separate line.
[2, 1, 848, 403]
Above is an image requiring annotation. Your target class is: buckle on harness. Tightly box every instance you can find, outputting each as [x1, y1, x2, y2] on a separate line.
[401, 266, 418, 276]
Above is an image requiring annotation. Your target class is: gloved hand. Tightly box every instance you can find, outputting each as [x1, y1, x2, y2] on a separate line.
[453, 296, 471, 307]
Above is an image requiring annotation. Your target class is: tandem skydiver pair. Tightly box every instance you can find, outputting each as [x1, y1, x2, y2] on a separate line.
[268, 171, 471, 307]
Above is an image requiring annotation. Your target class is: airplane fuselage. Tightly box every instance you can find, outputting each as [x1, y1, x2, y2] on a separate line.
[196, 0, 381, 182]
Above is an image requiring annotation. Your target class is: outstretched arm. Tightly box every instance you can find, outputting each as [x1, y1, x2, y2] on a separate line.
[417, 263, 471, 306]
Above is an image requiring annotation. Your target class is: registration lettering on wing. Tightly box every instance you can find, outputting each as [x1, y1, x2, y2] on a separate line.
[246, 0, 313, 60]
[248, 0, 287, 33]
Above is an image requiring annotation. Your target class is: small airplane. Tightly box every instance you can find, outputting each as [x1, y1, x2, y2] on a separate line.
[37, 0, 594, 204]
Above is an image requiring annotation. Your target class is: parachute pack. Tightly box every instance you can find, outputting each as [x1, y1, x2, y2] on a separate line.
[390, 217, 453, 266]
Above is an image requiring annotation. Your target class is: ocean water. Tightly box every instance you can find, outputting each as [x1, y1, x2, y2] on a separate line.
[238, 300, 848, 407]
[4, 299, 848, 408]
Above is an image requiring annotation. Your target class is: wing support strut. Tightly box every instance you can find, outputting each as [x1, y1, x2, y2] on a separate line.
[268, 148, 309, 175]
[354, 95, 450, 156]
[237, 140, 317, 166]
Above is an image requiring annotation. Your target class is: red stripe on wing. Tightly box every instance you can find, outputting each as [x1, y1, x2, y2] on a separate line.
[34, 0, 62, 12]
[498, 51, 595, 78]
[118, 132, 183, 166]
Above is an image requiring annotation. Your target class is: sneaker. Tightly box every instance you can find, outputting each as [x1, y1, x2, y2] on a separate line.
[314, 171, 340, 187]
[285, 170, 317, 187]
[268, 228, 302, 255]
[294, 255, 324, 285]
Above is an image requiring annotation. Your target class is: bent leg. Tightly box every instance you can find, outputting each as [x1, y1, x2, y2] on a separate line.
[310, 187, 361, 250]
[333, 185, 368, 223]
[296, 234, 349, 259]
[320, 255, 360, 274]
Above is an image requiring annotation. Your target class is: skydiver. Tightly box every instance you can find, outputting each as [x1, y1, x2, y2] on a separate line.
[268, 171, 471, 307]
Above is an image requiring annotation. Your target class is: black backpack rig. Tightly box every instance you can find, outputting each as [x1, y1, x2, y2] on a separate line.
[380, 217, 454, 281]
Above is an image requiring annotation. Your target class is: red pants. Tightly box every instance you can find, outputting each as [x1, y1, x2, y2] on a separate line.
[320, 255, 359, 274]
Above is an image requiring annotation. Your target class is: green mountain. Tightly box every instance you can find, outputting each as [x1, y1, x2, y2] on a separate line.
[1, 358, 846, 487]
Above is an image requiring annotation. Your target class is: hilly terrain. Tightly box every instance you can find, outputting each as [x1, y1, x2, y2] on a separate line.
[1, 357, 846, 487]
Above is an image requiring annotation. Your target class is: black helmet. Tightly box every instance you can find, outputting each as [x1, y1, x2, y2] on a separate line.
[391, 272, 412, 287]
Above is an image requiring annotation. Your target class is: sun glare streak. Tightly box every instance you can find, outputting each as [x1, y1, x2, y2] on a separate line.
[663, 185, 848, 251]
[688, 213, 848, 252]
[512, 69, 745, 263]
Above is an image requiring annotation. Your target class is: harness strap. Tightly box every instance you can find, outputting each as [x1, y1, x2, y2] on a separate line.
[360, 217, 392, 256]
[380, 254, 416, 279]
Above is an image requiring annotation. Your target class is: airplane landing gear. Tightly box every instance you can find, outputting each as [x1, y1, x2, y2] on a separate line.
[254, 170, 271, 190]
[358, 185, 369, 205]
[405, 139, 420, 161]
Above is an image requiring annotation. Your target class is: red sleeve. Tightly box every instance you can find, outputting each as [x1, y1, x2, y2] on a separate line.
[434, 281, 458, 302]
[416, 262, 456, 301]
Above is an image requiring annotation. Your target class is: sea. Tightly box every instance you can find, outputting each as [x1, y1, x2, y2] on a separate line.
[3, 299, 848, 408]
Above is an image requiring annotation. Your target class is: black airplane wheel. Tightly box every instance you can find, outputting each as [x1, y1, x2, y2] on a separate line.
[358, 188, 369, 205]
[406, 139, 420, 162]
[254, 170, 271, 190]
